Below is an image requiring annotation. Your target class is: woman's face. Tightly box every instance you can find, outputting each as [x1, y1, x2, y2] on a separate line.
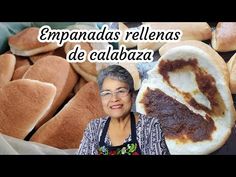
[100, 77, 132, 119]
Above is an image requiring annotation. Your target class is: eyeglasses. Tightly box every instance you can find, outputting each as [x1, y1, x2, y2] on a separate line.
[100, 88, 130, 100]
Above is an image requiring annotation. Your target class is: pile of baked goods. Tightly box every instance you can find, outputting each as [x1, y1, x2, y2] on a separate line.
[0, 22, 236, 154]
[0, 25, 141, 150]
[0, 26, 107, 149]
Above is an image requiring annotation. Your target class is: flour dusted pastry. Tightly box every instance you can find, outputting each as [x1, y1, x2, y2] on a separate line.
[211, 22, 236, 52]
[136, 45, 235, 154]
[8, 27, 59, 56]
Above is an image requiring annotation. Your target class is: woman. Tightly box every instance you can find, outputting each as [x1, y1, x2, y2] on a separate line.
[78, 65, 170, 155]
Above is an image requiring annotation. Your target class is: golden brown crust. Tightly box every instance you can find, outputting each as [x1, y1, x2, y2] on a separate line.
[8, 27, 59, 56]
[71, 63, 97, 82]
[15, 56, 30, 69]
[30, 46, 66, 64]
[0, 54, 16, 87]
[12, 65, 30, 80]
[23, 56, 78, 129]
[30, 82, 106, 149]
[30, 51, 54, 63]
[73, 77, 88, 93]
[65, 42, 97, 76]
[5, 51, 30, 69]
[8, 27, 48, 50]
[0, 79, 56, 139]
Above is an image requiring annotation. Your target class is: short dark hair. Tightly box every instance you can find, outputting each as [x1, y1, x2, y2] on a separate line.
[97, 65, 134, 93]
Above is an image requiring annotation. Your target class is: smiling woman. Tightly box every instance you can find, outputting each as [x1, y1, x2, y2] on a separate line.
[77, 65, 170, 155]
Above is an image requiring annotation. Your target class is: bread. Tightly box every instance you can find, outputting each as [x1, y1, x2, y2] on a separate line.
[136, 45, 235, 154]
[71, 63, 97, 82]
[23, 56, 78, 129]
[30, 51, 54, 63]
[5, 50, 30, 69]
[118, 63, 141, 91]
[65, 42, 98, 76]
[65, 42, 92, 54]
[12, 65, 30, 80]
[138, 22, 212, 51]
[227, 53, 236, 93]
[13, 56, 30, 69]
[159, 40, 229, 86]
[30, 46, 66, 64]
[0, 79, 56, 139]
[65, 41, 111, 82]
[73, 77, 88, 93]
[30, 82, 106, 149]
[211, 22, 236, 52]
[0, 54, 16, 87]
[119, 22, 137, 48]
[8, 27, 59, 56]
